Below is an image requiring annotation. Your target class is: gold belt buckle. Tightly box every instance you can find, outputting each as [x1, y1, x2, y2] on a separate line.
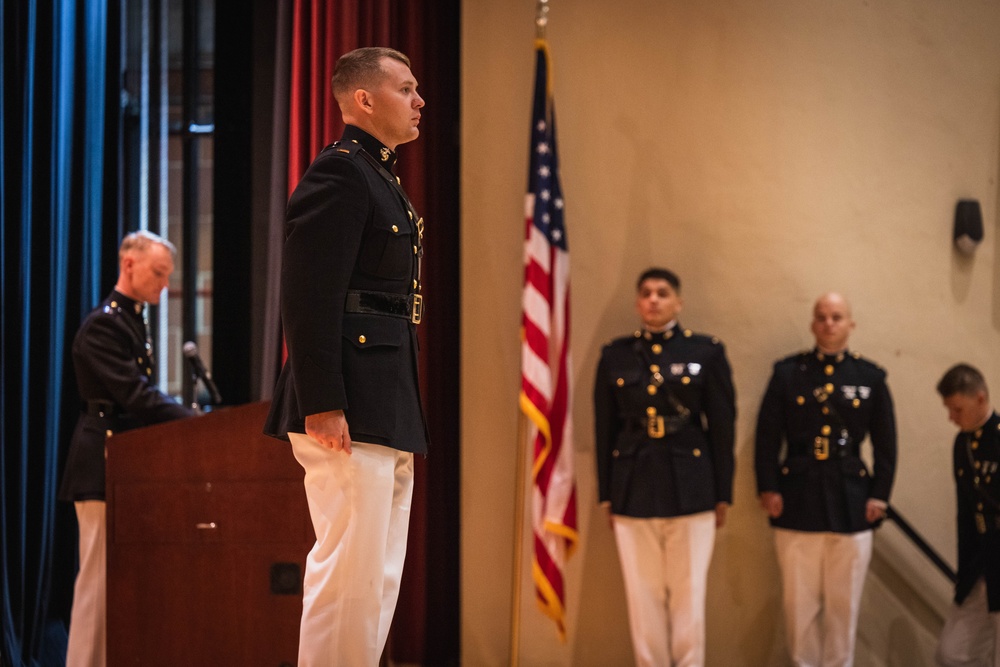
[410, 293, 423, 324]
[646, 407, 665, 439]
[648, 416, 665, 439]
[814, 436, 829, 460]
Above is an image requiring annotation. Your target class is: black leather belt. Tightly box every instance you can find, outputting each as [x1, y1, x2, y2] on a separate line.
[787, 439, 859, 460]
[625, 415, 690, 438]
[83, 400, 117, 418]
[345, 290, 422, 324]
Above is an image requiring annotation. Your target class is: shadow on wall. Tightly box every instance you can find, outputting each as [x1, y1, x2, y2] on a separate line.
[886, 617, 936, 667]
[994, 148, 1000, 331]
[994, 98, 1000, 333]
[702, 437, 791, 667]
[949, 228, 975, 304]
[572, 502, 635, 666]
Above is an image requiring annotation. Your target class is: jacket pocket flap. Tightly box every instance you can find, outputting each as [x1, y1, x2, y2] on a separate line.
[342, 313, 405, 349]
[614, 368, 644, 387]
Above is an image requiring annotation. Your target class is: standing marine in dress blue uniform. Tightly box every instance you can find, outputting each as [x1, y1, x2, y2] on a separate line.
[935, 364, 1000, 667]
[59, 231, 196, 667]
[755, 292, 896, 667]
[594, 267, 736, 667]
[263, 47, 428, 666]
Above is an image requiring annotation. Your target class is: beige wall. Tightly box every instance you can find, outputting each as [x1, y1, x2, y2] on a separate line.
[461, 1, 1000, 665]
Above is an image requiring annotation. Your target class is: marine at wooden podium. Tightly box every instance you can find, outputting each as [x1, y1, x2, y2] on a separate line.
[264, 46, 431, 666]
[58, 230, 198, 667]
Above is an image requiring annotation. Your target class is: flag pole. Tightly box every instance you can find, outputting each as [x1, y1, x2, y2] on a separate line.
[510, 410, 528, 667]
[509, 7, 549, 666]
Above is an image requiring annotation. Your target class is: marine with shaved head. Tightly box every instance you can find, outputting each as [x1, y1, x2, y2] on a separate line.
[755, 293, 897, 667]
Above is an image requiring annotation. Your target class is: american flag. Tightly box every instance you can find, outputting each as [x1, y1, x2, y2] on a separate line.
[519, 38, 578, 641]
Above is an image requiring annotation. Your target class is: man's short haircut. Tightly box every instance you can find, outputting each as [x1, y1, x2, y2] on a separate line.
[331, 47, 411, 101]
[119, 230, 177, 262]
[937, 363, 989, 398]
[636, 267, 681, 292]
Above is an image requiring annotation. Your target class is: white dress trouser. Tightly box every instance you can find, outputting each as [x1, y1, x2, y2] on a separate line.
[66, 500, 107, 667]
[936, 577, 1000, 666]
[289, 433, 414, 667]
[773, 528, 873, 667]
[612, 511, 716, 667]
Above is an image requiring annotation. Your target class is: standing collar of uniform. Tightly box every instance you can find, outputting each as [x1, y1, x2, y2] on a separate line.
[341, 125, 397, 172]
[110, 289, 144, 316]
[638, 321, 679, 340]
[968, 410, 1000, 436]
[812, 347, 848, 364]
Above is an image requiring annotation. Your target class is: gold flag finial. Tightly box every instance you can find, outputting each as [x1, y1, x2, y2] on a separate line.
[536, 0, 549, 39]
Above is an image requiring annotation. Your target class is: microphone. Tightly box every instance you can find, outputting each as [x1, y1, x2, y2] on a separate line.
[182, 341, 223, 406]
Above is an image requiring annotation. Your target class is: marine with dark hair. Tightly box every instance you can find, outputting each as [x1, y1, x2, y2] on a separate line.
[593, 267, 735, 667]
[935, 363, 1000, 667]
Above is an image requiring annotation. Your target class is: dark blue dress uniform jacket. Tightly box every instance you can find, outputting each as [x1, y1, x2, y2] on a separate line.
[264, 125, 428, 454]
[754, 350, 897, 533]
[593, 325, 736, 518]
[58, 290, 196, 501]
[951, 411, 1000, 611]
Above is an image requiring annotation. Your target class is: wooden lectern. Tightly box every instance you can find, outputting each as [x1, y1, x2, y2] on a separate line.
[105, 401, 313, 666]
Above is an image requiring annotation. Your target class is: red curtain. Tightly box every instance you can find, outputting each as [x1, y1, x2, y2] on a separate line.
[285, 2, 460, 663]
[288, 1, 424, 196]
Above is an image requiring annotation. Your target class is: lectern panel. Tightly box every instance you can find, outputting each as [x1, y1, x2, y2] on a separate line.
[106, 402, 312, 666]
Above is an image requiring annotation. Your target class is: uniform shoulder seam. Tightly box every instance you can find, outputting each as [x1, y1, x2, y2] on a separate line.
[685, 330, 723, 345]
[605, 333, 640, 347]
[851, 353, 885, 371]
[777, 350, 808, 365]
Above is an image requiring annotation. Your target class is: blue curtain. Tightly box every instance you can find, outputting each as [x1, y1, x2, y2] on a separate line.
[2, 1, 116, 664]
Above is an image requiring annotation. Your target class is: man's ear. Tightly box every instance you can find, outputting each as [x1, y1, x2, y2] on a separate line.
[353, 88, 374, 115]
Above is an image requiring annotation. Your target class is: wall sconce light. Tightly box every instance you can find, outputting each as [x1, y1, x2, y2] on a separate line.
[953, 199, 984, 255]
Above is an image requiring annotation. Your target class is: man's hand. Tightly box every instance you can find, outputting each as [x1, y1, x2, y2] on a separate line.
[865, 498, 887, 524]
[305, 410, 352, 454]
[715, 502, 729, 528]
[601, 503, 615, 530]
[759, 491, 783, 518]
